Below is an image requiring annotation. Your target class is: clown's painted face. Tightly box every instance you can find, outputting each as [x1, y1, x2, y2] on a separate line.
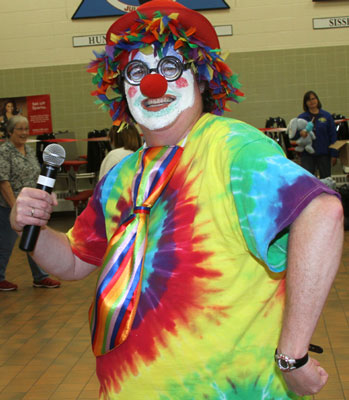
[124, 46, 197, 131]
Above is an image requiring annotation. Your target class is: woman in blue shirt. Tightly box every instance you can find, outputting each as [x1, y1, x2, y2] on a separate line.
[298, 90, 337, 178]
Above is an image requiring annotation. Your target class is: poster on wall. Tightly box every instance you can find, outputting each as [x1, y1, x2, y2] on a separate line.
[72, 0, 229, 19]
[0, 94, 52, 136]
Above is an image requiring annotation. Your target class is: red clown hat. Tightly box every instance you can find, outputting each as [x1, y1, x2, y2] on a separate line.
[106, 0, 220, 50]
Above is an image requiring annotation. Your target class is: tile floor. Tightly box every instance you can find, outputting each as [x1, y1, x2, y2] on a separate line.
[0, 212, 348, 399]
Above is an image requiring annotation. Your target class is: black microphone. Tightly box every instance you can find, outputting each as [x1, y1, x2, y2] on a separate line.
[19, 143, 66, 252]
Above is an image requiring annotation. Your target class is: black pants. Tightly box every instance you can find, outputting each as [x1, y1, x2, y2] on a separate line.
[301, 154, 331, 179]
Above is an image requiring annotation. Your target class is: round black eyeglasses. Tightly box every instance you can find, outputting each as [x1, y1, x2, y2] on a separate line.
[123, 56, 191, 86]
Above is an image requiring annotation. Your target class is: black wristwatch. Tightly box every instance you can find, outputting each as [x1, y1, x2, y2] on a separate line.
[274, 349, 309, 372]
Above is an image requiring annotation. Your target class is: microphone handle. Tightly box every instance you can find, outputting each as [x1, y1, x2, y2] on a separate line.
[19, 164, 58, 252]
[19, 225, 41, 252]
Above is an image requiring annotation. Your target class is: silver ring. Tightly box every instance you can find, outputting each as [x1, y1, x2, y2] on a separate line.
[31, 208, 35, 217]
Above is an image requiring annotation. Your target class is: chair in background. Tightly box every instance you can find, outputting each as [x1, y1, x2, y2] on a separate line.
[264, 117, 294, 159]
[63, 128, 110, 216]
[65, 189, 94, 217]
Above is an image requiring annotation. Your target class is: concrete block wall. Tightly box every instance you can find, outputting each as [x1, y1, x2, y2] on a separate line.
[0, 0, 348, 154]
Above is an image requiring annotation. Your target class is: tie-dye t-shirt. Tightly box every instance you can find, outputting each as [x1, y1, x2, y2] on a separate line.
[67, 113, 334, 400]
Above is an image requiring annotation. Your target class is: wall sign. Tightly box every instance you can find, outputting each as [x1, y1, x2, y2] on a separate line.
[0, 95, 52, 136]
[313, 16, 349, 29]
[73, 35, 107, 47]
[72, 25, 233, 47]
[72, 0, 229, 19]
[27, 95, 53, 136]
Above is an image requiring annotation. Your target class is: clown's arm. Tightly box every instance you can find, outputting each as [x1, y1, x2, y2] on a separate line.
[10, 187, 97, 280]
[277, 193, 343, 396]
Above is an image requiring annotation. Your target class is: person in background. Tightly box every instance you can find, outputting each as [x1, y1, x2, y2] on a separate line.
[298, 90, 337, 178]
[0, 115, 61, 291]
[98, 124, 142, 180]
[10, 1, 343, 399]
[0, 100, 19, 138]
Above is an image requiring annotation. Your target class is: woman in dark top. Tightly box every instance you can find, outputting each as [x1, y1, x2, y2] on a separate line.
[298, 91, 337, 179]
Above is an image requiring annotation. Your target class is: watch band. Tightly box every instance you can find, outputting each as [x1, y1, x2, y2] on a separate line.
[274, 349, 309, 372]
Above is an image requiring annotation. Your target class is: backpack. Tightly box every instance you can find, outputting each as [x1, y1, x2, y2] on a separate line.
[332, 114, 349, 140]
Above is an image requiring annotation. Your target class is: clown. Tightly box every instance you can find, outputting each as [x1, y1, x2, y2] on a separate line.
[10, 1, 343, 400]
[88, 0, 243, 144]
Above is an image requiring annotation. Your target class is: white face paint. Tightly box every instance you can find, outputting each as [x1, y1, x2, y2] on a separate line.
[124, 48, 196, 131]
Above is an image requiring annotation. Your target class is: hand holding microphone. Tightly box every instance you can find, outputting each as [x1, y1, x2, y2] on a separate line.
[19, 143, 66, 252]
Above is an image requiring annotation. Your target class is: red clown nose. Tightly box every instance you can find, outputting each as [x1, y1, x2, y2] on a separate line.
[140, 74, 168, 98]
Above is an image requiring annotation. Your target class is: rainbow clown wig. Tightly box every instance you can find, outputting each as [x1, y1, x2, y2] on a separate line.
[88, 0, 244, 128]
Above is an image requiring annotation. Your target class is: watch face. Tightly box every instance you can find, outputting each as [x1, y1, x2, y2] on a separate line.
[275, 351, 308, 372]
[279, 359, 290, 370]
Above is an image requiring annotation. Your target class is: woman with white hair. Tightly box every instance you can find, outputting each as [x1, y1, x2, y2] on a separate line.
[0, 115, 60, 291]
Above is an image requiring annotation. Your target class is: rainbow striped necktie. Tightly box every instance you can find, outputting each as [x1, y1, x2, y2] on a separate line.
[89, 145, 183, 356]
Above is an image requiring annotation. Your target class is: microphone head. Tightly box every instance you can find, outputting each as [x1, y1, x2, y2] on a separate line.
[43, 144, 66, 167]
